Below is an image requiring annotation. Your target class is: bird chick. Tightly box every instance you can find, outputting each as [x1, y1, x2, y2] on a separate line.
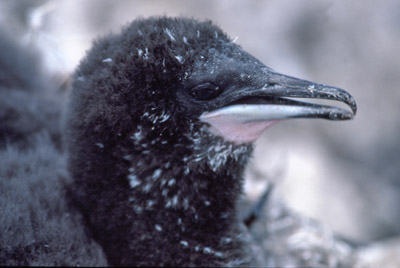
[66, 17, 356, 266]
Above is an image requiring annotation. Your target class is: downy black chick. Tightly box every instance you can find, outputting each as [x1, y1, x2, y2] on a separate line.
[0, 28, 107, 266]
[66, 17, 356, 266]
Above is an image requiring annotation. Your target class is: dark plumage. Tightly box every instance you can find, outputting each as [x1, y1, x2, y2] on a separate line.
[67, 17, 254, 266]
[66, 17, 356, 266]
[0, 29, 61, 150]
[0, 29, 106, 266]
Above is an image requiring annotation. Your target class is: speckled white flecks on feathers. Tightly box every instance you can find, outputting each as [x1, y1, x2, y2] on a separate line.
[95, 143, 104, 148]
[155, 224, 163, 232]
[128, 174, 140, 188]
[136, 47, 149, 60]
[123, 94, 249, 214]
[124, 121, 249, 215]
[165, 28, 176, 42]
[173, 55, 184, 64]
[184, 125, 249, 172]
[121, 119, 251, 265]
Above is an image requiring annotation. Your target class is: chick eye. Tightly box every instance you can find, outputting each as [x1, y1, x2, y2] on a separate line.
[189, 83, 223, 101]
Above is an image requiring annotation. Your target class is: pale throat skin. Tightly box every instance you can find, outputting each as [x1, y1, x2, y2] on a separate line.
[66, 17, 356, 266]
[204, 118, 281, 144]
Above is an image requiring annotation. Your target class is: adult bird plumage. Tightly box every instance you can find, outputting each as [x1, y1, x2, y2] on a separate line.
[66, 17, 356, 266]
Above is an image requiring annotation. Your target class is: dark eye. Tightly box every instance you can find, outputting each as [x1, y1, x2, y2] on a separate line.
[189, 83, 223, 101]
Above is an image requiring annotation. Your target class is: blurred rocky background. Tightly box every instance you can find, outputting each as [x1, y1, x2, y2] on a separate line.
[0, 0, 399, 265]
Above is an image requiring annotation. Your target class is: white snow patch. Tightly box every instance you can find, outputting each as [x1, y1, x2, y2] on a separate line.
[102, 58, 112, 63]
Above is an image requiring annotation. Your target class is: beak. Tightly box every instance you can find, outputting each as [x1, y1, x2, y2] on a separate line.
[200, 71, 357, 143]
